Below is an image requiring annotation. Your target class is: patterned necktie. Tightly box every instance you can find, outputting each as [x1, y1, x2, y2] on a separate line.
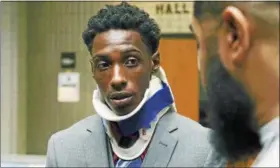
[115, 157, 143, 168]
[111, 122, 146, 168]
[114, 148, 148, 168]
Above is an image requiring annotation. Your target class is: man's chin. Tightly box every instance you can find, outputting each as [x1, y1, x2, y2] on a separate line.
[105, 98, 136, 116]
[112, 105, 135, 116]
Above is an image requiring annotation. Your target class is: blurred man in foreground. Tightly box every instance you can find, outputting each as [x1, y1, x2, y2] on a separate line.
[191, 1, 279, 167]
[46, 2, 224, 167]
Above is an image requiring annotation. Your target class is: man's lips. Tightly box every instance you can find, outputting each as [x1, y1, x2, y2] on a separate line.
[108, 92, 134, 107]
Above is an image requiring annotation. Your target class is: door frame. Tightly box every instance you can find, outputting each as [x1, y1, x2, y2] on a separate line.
[161, 33, 195, 39]
[1, 2, 20, 154]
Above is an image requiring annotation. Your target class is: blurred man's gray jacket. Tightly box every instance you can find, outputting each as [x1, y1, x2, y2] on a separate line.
[46, 110, 226, 167]
[252, 117, 279, 167]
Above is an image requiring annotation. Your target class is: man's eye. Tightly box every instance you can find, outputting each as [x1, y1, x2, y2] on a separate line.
[125, 57, 139, 67]
[96, 61, 110, 70]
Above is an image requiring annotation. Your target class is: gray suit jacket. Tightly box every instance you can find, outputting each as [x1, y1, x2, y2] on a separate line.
[46, 111, 226, 167]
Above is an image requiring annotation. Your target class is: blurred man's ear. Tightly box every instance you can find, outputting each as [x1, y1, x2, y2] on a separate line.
[221, 6, 250, 68]
[151, 51, 160, 72]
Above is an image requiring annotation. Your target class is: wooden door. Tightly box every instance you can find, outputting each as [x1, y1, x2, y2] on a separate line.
[159, 37, 199, 121]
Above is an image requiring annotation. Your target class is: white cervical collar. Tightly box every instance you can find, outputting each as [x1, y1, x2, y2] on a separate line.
[92, 67, 177, 160]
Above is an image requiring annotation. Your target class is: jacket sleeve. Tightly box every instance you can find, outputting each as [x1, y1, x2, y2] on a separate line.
[46, 135, 58, 167]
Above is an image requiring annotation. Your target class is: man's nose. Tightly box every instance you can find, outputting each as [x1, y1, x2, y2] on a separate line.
[110, 65, 127, 91]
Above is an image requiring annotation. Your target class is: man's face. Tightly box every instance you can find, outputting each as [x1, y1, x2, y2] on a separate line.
[191, 16, 261, 162]
[91, 30, 157, 116]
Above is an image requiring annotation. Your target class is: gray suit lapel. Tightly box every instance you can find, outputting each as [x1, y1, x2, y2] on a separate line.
[106, 137, 114, 167]
[142, 112, 179, 167]
[82, 116, 110, 167]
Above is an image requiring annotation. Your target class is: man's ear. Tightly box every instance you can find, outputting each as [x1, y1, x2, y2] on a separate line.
[151, 51, 160, 72]
[89, 58, 95, 78]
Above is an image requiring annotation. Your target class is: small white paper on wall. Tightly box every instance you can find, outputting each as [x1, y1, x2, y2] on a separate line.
[57, 72, 80, 103]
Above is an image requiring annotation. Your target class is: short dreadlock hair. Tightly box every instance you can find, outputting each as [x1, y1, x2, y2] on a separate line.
[82, 2, 161, 55]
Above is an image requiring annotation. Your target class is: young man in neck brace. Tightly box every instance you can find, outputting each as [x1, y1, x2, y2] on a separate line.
[46, 2, 225, 167]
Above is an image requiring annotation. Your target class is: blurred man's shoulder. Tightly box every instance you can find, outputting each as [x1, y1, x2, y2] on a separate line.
[253, 136, 279, 167]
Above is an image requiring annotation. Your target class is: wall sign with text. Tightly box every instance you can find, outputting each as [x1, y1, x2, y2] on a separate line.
[155, 3, 190, 15]
[128, 2, 193, 34]
[57, 72, 80, 103]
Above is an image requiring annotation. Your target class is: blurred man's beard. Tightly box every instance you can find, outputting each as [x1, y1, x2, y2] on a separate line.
[205, 56, 262, 162]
